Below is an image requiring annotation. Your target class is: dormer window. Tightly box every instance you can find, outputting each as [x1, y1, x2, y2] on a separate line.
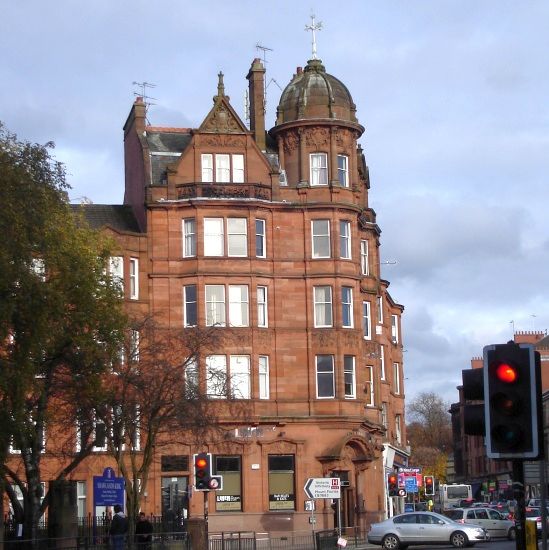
[201, 154, 244, 183]
[310, 153, 328, 186]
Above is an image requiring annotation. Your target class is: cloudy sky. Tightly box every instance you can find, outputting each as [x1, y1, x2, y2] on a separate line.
[3, 0, 548, 407]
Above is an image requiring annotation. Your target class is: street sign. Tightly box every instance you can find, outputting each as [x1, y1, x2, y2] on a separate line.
[304, 477, 341, 499]
[209, 475, 223, 490]
[398, 488, 407, 497]
[405, 477, 418, 493]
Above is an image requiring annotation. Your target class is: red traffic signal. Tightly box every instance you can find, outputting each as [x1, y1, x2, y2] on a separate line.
[193, 452, 212, 490]
[495, 362, 517, 384]
[424, 476, 434, 496]
[387, 473, 398, 497]
[483, 343, 542, 459]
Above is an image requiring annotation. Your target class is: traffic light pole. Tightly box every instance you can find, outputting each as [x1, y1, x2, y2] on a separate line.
[204, 490, 209, 542]
[512, 460, 526, 550]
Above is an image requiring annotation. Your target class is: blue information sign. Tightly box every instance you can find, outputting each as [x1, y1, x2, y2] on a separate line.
[405, 477, 418, 493]
[93, 467, 125, 507]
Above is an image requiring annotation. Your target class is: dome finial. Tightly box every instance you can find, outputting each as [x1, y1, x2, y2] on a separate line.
[304, 13, 322, 60]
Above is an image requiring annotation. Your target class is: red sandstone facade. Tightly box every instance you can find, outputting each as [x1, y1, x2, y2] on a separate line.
[8, 56, 408, 533]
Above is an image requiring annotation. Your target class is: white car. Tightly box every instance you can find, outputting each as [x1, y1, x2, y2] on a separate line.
[368, 511, 490, 549]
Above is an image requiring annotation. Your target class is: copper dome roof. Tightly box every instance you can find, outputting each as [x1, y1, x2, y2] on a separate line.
[275, 59, 358, 125]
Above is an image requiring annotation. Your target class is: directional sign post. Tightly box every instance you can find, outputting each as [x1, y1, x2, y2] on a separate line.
[304, 477, 341, 500]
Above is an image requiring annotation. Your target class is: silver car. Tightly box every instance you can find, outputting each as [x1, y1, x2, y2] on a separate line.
[444, 507, 515, 539]
[367, 511, 490, 549]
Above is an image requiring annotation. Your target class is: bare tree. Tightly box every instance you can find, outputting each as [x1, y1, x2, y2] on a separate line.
[97, 318, 249, 535]
[407, 392, 453, 481]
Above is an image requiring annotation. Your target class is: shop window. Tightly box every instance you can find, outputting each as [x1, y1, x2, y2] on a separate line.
[268, 455, 295, 510]
[215, 456, 242, 511]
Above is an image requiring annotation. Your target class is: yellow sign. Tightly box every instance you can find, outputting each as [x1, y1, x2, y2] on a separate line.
[526, 520, 536, 550]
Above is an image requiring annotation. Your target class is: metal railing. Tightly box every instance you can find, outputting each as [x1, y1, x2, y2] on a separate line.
[3, 516, 187, 542]
[1, 531, 190, 550]
[208, 527, 370, 550]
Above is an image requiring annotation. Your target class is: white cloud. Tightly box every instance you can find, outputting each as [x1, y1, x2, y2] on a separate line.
[2, 0, 549, 407]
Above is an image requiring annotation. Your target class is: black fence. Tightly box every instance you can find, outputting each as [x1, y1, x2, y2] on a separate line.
[208, 528, 369, 550]
[2, 531, 190, 550]
[2, 516, 189, 550]
[3, 515, 187, 541]
[2, 522, 369, 550]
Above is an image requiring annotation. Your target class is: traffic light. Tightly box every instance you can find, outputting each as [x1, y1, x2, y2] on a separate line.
[193, 452, 212, 490]
[483, 342, 542, 459]
[387, 473, 398, 497]
[461, 367, 485, 436]
[424, 476, 434, 496]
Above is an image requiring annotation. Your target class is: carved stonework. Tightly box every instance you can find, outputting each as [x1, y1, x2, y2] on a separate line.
[178, 187, 197, 200]
[304, 127, 330, 149]
[283, 130, 299, 154]
[202, 186, 250, 199]
[311, 330, 337, 348]
[358, 210, 372, 229]
[202, 103, 242, 134]
[203, 135, 223, 147]
[254, 188, 270, 200]
[318, 434, 382, 474]
[224, 135, 246, 147]
[202, 135, 246, 147]
[331, 127, 345, 147]
[260, 439, 297, 454]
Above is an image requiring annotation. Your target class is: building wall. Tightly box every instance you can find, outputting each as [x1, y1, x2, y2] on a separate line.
[6, 57, 408, 534]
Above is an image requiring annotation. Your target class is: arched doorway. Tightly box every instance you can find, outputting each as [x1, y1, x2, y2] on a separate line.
[319, 434, 383, 531]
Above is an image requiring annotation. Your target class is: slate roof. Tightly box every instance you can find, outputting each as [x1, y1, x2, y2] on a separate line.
[71, 204, 142, 233]
[146, 129, 193, 185]
[146, 130, 192, 153]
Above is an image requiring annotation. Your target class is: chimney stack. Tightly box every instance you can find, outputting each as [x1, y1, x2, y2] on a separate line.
[247, 58, 266, 151]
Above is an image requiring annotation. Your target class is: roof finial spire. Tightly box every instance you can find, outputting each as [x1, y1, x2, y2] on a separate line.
[305, 13, 323, 60]
[217, 71, 225, 97]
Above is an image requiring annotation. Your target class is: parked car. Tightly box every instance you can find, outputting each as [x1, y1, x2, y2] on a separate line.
[443, 507, 515, 539]
[367, 511, 490, 549]
[404, 501, 428, 512]
[489, 502, 514, 519]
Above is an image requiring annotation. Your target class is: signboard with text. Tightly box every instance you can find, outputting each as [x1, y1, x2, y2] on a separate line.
[304, 478, 341, 499]
[269, 493, 295, 510]
[398, 467, 423, 489]
[405, 477, 418, 493]
[93, 467, 125, 508]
